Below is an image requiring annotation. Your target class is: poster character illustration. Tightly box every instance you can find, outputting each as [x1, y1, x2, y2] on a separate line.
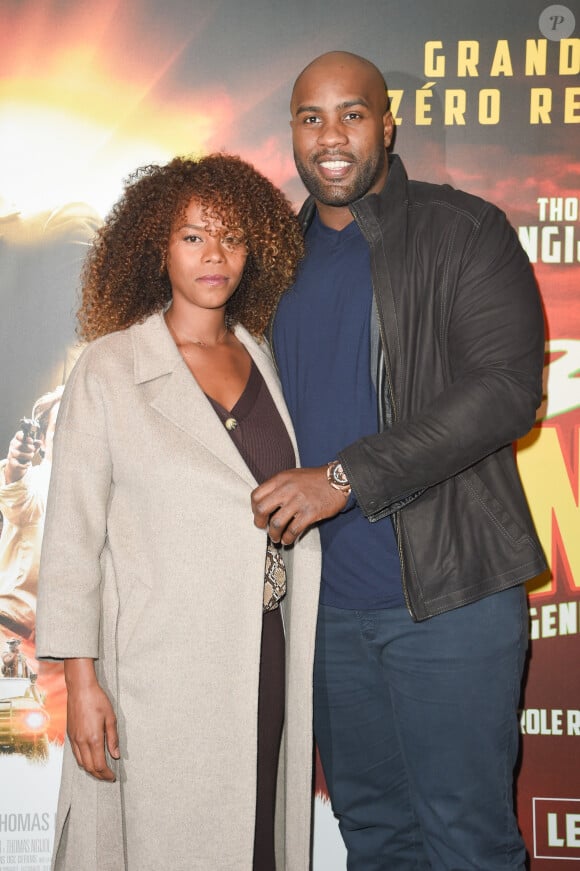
[0, 386, 67, 758]
[0, 190, 98, 866]
[1, 640, 50, 761]
[0, 199, 95, 866]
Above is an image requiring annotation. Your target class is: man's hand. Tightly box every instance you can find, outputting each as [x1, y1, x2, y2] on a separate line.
[1, 651, 17, 673]
[5, 431, 40, 484]
[251, 466, 348, 545]
[64, 658, 120, 782]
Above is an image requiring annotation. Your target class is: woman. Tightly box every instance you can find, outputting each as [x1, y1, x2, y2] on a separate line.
[36, 154, 321, 871]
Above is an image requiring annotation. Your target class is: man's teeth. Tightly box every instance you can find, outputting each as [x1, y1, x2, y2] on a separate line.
[320, 160, 350, 169]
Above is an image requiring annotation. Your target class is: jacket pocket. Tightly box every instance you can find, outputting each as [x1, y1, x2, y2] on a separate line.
[458, 468, 530, 546]
[116, 579, 152, 660]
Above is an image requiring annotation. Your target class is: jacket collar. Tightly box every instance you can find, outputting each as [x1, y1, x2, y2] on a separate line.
[131, 310, 182, 384]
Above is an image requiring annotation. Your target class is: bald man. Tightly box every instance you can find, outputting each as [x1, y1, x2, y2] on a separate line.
[251, 52, 546, 868]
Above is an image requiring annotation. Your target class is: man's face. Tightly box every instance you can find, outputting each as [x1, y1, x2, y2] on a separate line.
[290, 61, 393, 209]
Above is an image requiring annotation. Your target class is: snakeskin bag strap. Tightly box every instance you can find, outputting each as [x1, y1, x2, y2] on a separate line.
[263, 540, 287, 612]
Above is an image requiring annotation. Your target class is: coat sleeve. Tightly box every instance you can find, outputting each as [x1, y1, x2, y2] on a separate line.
[36, 347, 113, 659]
[0, 462, 46, 523]
[339, 204, 545, 519]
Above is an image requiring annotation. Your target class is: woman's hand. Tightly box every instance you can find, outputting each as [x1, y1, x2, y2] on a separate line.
[64, 658, 120, 781]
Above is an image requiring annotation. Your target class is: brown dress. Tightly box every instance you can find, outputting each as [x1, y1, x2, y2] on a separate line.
[207, 359, 295, 871]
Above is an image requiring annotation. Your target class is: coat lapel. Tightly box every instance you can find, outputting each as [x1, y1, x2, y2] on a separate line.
[130, 313, 256, 487]
[129, 313, 299, 486]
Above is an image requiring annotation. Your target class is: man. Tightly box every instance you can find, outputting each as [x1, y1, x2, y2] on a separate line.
[0, 386, 63, 640]
[1, 637, 31, 677]
[251, 51, 546, 869]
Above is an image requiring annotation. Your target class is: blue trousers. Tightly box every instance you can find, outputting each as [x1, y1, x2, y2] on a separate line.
[313, 586, 528, 870]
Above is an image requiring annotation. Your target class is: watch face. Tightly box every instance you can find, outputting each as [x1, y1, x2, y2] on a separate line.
[333, 466, 345, 484]
[329, 462, 349, 488]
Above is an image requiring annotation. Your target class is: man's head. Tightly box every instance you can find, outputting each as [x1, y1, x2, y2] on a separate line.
[290, 51, 393, 227]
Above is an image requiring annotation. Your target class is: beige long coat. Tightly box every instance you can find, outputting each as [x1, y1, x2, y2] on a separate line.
[36, 312, 321, 871]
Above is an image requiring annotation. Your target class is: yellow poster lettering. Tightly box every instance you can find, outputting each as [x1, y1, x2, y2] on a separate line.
[415, 84, 435, 125]
[388, 89, 403, 125]
[423, 37, 576, 82]
[525, 39, 547, 75]
[479, 89, 501, 124]
[424, 41, 444, 77]
[564, 87, 580, 123]
[490, 40, 513, 76]
[444, 90, 466, 125]
[517, 427, 580, 595]
[560, 38, 580, 75]
[457, 40, 480, 76]
[530, 88, 552, 123]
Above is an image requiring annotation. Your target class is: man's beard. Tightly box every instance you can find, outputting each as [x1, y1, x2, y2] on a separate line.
[294, 149, 386, 207]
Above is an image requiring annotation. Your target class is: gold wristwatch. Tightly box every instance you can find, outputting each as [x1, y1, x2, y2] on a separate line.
[327, 460, 351, 495]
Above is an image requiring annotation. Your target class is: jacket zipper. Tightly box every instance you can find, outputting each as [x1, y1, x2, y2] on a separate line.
[352, 205, 414, 619]
[371, 282, 413, 618]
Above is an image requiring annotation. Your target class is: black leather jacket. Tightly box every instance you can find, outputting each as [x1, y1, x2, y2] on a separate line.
[277, 154, 547, 621]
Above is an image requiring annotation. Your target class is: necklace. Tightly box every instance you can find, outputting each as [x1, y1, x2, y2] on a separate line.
[166, 316, 229, 349]
[185, 325, 229, 348]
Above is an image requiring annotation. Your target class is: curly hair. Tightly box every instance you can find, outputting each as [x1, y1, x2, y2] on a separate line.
[78, 154, 304, 340]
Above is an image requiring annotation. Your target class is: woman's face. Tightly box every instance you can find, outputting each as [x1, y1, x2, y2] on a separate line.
[166, 198, 248, 316]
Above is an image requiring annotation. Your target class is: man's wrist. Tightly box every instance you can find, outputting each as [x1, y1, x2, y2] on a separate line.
[5, 459, 28, 485]
[326, 460, 351, 496]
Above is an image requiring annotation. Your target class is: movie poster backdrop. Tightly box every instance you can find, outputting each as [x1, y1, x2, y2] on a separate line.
[0, 1, 578, 867]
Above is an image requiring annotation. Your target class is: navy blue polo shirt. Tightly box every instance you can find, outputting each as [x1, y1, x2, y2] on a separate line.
[273, 212, 403, 609]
